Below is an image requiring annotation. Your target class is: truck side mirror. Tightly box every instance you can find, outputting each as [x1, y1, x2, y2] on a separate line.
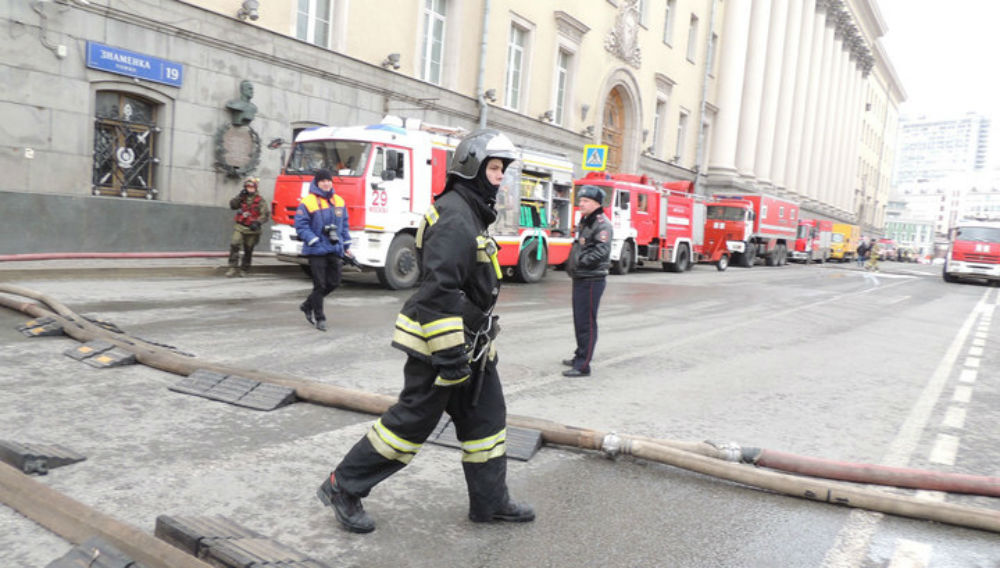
[381, 169, 396, 181]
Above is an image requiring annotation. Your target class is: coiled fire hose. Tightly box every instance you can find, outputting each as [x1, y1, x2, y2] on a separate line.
[1, 282, 999, 551]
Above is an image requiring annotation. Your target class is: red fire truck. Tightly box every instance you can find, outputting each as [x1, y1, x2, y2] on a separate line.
[707, 193, 800, 267]
[269, 117, 575, 288]
[792, 218, 833, 263]
[571, 173, 731, 272]
[942, 219, 1000, 284]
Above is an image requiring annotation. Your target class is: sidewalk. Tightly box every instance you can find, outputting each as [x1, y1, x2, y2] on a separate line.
[0, 252, 300, 280]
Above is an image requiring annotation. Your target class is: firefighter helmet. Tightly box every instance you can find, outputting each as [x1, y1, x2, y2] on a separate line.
[576, 185, 606, 205]
[243, 177, 260, 188]
[448, 129, 518, 181]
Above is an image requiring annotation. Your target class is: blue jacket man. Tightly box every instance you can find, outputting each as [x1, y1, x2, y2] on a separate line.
[294, 168, 353, 331]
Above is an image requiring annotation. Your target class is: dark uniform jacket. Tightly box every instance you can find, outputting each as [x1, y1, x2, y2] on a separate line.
[390, 183, 502, 381]
[568, 209, 613, 280]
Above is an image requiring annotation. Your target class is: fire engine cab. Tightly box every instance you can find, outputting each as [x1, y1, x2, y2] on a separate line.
[269, 116, 574, 288]
[792, 218, 832, 263]
[942, 219, 1000, 284]
[707, 193, 799, 267]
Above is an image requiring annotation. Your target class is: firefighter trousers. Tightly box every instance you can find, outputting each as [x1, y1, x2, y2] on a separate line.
[333, 354, 510, 517]
[229, 227, 261, 270]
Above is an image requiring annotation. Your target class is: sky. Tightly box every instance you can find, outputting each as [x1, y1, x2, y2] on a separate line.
[877, 0, 1000, 120]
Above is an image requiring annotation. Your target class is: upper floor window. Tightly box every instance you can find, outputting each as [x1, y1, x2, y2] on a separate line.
[652, 98, 666, 155]
[505, 22, 529, 111]
[420, 0, 447, 84]
[686, 14, 699, 63]
[296, 0, 332, 48]
[675, 110, 689, 162]
[553, 49, 572, 125]
[663, 0, 676, 45]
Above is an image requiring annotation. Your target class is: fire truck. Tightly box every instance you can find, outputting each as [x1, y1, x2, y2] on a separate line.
[942, 219, 1000, 284]
[792, 218, 833, 263]
[268, 116, 574, 288]
[571, 173, 731, 272]
[707, 193, 800, 267]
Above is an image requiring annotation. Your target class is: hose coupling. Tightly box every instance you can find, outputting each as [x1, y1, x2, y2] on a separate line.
[601, 432, 622, 457]
[704, 440, 744, 462]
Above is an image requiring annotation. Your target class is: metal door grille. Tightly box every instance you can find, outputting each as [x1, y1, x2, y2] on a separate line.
[92, 92, 158, 199]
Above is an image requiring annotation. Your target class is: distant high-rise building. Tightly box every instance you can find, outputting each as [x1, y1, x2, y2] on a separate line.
[894, 112, 991, 185]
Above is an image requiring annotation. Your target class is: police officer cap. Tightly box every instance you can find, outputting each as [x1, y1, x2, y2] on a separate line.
[576, 185, 606, 204]
[448, 129, 518, 181]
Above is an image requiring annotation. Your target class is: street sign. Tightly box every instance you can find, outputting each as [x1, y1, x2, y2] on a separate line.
[582, 145, 608, 171]
[86, 41, 183, 88]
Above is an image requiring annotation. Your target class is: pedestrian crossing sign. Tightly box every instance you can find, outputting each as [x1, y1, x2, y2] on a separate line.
[582, 145, 608, 171]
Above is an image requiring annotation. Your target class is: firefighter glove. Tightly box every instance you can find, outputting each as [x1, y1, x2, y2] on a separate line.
[249, 221, 261, 231]
[436, 361, 472, 383]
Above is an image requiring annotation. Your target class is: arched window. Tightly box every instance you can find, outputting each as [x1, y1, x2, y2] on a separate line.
[93, 91, 159, 199]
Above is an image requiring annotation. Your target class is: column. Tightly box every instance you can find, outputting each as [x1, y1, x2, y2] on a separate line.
[799, 7, 835, 202]
[706, 0, 753, 176]
[753, 0, 790, 190]
[785, 0, 822, 198]
[768, 0, 805, 192]
[815, 29, 846, 206]
[734, 0, 773, 179]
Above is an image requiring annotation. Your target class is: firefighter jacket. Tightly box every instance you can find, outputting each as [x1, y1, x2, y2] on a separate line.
[230, 192, 269, 233]
[391, 182, 502, 384]
[293, 182, 352, 257]
[568, 209, 612, 280]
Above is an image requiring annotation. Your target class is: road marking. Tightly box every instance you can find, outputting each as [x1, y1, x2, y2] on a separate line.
[964, 357, 980, 368]
[968, 346, 983, 357]
[972, 338, 984, 347]
[952, 385, 972, 403]
[974, 332, 987, 340]
[942, 406, 966, 429]
[887, 539, 932, 568]
[958, 369, 977, 383]
[821, 288, 990, 568]
[929, 434, 959, 465]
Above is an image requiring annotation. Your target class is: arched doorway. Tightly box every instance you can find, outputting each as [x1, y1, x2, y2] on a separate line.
[602, 87, 626, 173]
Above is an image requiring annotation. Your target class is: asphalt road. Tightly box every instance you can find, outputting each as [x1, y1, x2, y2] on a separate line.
[1, 258, 998, 567]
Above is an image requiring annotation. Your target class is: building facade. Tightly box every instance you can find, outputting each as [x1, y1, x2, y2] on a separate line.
[0, 0, 903, 254]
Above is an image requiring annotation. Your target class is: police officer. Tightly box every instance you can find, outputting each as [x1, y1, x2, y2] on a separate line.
[294, 169, 353, 331]
[316, 129, 534, 533]
[562, 185, 612, 377]
[226, 177, 269, 277]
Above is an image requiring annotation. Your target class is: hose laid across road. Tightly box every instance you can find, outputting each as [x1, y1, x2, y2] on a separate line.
[2, 283, 999, 542]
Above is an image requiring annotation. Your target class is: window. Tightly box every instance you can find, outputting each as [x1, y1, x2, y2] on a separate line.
[553, 49, 572, 125]
[708, 33, 718, 76]
[505, 23, 528, 110]
[93, 91, 159, 198]
[296, 0, 332, 48]
[652, 98, 666, 155]
[686, 14, 699, 63]
[637, 0, 647, 26]
[663, 0, 676, 45]
[675, 111, 689, 162]
[420, 0, 447, 84]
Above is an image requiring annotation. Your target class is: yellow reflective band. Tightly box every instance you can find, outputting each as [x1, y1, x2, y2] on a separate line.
[477, 235, 503, 280]
[434, 374, 470, 387]
[426, 331, 465, 353]
[367, 428, 415, 464]
[461, 428, 507, 453]
[422, 317, 463, 338]
[424, 206, 439, 226]
[369, 418, 422, 461]
[461, 443, 507, 463]
[392, 328, 431, 356]
[395, 314, 425, 336]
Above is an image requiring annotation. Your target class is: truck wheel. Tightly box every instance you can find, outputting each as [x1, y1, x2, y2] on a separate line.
[777, 244, 788, 266]
[611, 241, 633, 275]
[942, 263, 959, 283]
[513, 240, 548, 283]
[739, 243, 755, 268]
[716, 254, 729, 271]
[665, 245, 689, 273]
[376, 233, 419, 289]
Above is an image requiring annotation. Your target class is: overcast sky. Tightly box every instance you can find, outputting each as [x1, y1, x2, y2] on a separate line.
[877, 0, 1000, 120]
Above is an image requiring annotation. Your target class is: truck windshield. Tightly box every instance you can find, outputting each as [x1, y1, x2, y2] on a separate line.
[796, 224, 810, 238]
[286, 140, 371, 177]
[707, 205, 746, 221]
[955, 226, 1000, 242]
[831, 233, 844, 243]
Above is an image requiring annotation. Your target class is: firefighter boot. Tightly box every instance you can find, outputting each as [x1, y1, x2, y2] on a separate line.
[317, 474, 375, 533]
[465, 458, 535, 523]
[226, 245, 241, 277]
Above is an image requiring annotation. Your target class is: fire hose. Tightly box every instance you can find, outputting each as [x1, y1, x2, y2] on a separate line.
[1, 282, 999, 554]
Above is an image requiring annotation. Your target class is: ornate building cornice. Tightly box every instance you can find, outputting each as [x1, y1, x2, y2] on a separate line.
[554, 11, 590, 44]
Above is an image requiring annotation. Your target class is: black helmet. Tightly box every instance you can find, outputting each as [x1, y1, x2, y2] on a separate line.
[447, 129, 518, 182]
[576, 185, 606, 204]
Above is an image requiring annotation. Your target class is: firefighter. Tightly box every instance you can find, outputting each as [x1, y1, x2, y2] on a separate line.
[227, 177, 269, 277]
[562, 185, 613, 377]
[316, 129, 535, 533]
[865, 238, 880, 271]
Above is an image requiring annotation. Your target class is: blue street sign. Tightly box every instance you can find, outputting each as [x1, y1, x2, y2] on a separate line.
[582, 144, 608, 171]
[86, 41, 183, 88]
